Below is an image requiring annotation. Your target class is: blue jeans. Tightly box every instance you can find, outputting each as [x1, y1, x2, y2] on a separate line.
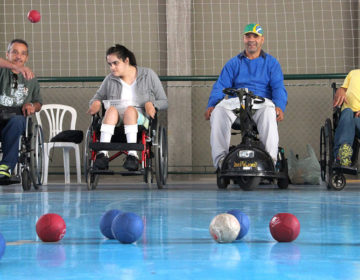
[333, 108, 360, 158]
[0, 115, 26, 170]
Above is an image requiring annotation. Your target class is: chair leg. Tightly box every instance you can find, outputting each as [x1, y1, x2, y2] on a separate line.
[63, 148, 70, 184]
[43, 145, 50, 185]
[75, 145, 81, 183]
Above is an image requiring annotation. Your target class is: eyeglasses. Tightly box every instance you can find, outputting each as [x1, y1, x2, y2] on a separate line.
[12, 74, 18, 89]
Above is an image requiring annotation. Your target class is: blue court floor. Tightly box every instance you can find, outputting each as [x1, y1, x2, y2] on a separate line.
[0, 175, 360, 280]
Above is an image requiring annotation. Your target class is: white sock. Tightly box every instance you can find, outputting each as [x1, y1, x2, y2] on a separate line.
[125, 124, 138, 158]
[99, 123, 115, 157]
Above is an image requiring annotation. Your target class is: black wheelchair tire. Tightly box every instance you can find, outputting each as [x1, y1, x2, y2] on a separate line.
[84, 128, 99, 190]
[320, 126, 326, 181]
[324, 119, 334, 189]
[21, 169, 31, 191]
[155, 124, 168, 189]
[216, 170, 229, 189]
[237, 176, 261, 191]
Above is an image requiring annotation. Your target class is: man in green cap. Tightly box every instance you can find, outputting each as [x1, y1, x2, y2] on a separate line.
[205, 23, 287, 170]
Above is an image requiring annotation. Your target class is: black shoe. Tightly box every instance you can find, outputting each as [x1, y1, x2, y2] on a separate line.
[123, 155, 139, 171]
[94, 153, 109, 170]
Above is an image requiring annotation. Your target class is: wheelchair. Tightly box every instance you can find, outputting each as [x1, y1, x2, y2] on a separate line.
[83, 108, 168, 190]
[216, 88, 289, 191]
[320, 82, 359, 191]
[0, 115, 44, 191]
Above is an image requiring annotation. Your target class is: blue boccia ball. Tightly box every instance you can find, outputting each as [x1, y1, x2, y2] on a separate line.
[100, 209, 122, 239]
[0, 233, 5, 259]
[227, 209, 250, 240]
[111, 212, 144, 244]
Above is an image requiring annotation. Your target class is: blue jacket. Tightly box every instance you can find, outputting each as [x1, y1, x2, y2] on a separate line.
[207, 50, 288, 112]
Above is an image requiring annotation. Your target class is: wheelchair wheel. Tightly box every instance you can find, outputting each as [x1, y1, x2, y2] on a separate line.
[30, 124, 44, 189]
[237, 176, 261, 191]
[84, 128, 99, 190]
[277, 148, 289, 189]
[216, 170, 229, 189]
[144, 167, 153, 189]
[323, 119, 334, 189]
[320, 126, 326, 181]
[155, 124, 168, 189]
[21, 168, 31, 191]
[329, 173, 346, 191]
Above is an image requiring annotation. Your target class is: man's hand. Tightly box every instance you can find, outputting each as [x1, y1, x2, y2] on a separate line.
[87, 100, 102, 115]
[205, 107, 214, 120]
[333, 87, 347, 107]
[145, 101, 156, 119]
[15, 65, 34, 80]
[355, 111, 360, 118]
[275, 107, 284, 122]
[22, 103, 35, 116]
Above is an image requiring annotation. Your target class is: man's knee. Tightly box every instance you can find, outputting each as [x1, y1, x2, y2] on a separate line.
[5, 116, 26, 132]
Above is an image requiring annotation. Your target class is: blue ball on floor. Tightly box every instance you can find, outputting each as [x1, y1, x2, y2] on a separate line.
[99, 209, 122, 239]
[0, 232, 5, 259]
[111, 212, 144, 244]
[227, 209, 250, 240]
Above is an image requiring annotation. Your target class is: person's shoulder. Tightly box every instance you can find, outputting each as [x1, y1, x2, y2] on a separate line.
[138, 66, 159, 77]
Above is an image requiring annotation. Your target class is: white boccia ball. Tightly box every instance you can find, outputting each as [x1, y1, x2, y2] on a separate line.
[209, 213, 241, 243]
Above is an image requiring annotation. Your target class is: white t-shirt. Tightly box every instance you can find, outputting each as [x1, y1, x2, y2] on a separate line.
[120, 78, 136, 103]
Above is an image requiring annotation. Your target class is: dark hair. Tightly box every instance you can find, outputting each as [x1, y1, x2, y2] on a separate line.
[7, 39, 29, 53]
[106, 44, 137, 66]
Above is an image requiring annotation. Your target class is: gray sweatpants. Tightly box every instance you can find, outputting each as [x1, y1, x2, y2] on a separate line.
[210, 104, 279, 168]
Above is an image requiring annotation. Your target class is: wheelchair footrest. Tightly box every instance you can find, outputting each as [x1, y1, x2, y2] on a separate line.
[332, 163, 358, 175]
[90, 169, 144, 176]
[90, 142, 145, 151]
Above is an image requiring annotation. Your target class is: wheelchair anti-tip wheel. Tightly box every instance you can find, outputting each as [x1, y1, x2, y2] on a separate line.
[84, 128, 99, 190]
[21, 168, 31, 191]
[277, 148, 289, 189]
[154, 122, 168, 189]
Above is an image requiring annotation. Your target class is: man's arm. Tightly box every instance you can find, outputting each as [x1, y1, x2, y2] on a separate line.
[0, 58, 34, 80]
[22, 102, 41, 116]
[333, 87, 347, 108]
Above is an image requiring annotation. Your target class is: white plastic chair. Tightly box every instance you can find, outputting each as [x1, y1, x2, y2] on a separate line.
[35, 104, 81, 185]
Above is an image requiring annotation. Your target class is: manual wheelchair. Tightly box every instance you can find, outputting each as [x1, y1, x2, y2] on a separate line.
[83, 107, 168, 190]
[216, 88, 289, 191]
[320, 82, 359, 191]
[0, 115, 44, 191]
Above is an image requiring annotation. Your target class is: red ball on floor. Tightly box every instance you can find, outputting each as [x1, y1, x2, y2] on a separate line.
[269, 213, 300, 242]
[36, 213, 66, 242]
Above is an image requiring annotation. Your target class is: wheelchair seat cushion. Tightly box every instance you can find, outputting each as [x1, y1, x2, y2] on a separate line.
[50, 130, 84, 144]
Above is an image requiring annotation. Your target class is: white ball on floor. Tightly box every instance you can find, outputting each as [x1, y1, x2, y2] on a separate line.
[209, 213, 240, 243]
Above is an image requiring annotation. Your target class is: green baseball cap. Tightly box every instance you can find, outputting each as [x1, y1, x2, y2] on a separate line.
[243, 23, 264, 36]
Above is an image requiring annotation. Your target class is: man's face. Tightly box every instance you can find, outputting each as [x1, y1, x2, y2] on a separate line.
[244, 33, 264, 55]
[6, 42, 29, 67]
[106, 54, 128, 77]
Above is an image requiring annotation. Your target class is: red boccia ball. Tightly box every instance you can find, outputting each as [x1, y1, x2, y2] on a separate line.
[269, 213, 300, 242]
[27, 10, 41, 23]
[36, 213, 66, 242]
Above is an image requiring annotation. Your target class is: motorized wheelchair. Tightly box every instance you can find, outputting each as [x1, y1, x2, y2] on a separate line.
[83, 105, 168, 190]
[320, 82, 359, 191]
[0, 114, 44, 191]
[216, 88, 289, 191]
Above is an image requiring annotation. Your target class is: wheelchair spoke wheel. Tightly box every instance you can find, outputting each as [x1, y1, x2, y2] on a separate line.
[21, 168, 31, 191]
[320, 126, 326, 181]
[84, 128, 99, 190]
[324, 119, 334, 189]
[155, 124, 168, 189]
[237, 176, 261, 191]
[30, 124, 44, 189]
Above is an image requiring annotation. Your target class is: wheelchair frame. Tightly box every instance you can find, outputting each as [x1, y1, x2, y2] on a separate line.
[83, 111, 168, 190]
[320, 82, 359, 190]
[0, 116, 44, 191]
